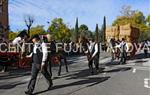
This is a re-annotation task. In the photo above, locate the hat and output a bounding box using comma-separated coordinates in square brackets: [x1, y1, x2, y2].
[31, 34, 40, 40]
[17, 29, 29, 38]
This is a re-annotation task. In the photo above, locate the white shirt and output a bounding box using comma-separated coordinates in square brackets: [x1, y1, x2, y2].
[27, 42, 48, 65]
[115, 41, 129, 52]
[12, 37, 22, 45]
[89, 42, 98, 58]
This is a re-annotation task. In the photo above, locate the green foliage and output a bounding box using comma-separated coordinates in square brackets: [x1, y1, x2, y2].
[95, 24, 99, 42]
[30, 25, 46, 37]
[139, 31, 150, 41]
[146, 14, 150, 25]
[101, 16, 106, 42]
[48, 18, 71, 41]
[8, 25, 46, 41]
[74, 18, 79, 42]
[79, 24, 88, 32]
[112, 5, 147, 32]
[79, 24, 88, 37]
[112, 5, 150, 41]
[8, 31, 18, 41]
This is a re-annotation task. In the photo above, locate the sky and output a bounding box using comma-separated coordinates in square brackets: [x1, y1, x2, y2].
[9, 0, 150, 31]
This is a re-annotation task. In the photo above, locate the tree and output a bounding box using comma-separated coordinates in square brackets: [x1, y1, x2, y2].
[95, 24, 99, 42]
[101, 16, 106, 42]
[24, 15, 34, 37]
[79, 24, 89, 38]
[113, 6, 146, 32]
[48, 18, 71, 41]
[86, 30, 94, 39]
[112, 5, 150, 41]
[139, 31, 150, 41]
[8, 31, 18, 41]
[30, 25, 46, 37]
[74, 18, 79, 42]
[120, 5, 136, 17]
[146, 14, 150, 25]
[70, 28, 75, 42]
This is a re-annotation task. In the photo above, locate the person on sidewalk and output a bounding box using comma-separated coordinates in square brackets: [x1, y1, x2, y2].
[25, 34, 53, 95]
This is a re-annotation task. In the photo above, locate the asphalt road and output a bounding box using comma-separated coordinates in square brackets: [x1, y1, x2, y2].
[0, 52, 150, 95]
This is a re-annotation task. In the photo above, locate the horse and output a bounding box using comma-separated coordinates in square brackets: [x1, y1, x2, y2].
[0, 30, 30, 72]
[43, 35, 69, 76]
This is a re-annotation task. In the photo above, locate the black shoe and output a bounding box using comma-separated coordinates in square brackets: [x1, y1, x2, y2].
[90, 71, 94, 75]
[47, 83, 53, 90]
[66, 70, 69, 72]
[98, 68, 105, 73]
[25, 90, 32, 95]
[58, 73, 61, 76]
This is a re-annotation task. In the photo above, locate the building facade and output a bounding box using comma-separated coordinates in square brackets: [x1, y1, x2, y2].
[0, 0, 9, 40]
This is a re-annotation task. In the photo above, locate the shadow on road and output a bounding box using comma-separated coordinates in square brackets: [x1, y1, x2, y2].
[134, 60, 148, 63]
[105, 61, 120, 66]
[66, 69, 95, 80]
[34, 76, 110, 95]
[129, 53, 150, 60]
[103, 67, 132, 73]
[0, 81, 26, 89]
[53, 68, 105, 80]
[0, 69, 31, 80]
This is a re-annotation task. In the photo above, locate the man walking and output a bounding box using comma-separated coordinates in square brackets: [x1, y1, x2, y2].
[87, 38, 99, 74]
[108, 38, 116, 62]
[25, 34, 53, 95]
[143, 39, 149, 57]
[117, 38, 129, 64]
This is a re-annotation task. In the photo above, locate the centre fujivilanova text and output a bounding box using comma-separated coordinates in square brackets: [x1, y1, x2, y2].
[0, 42, 149, 53]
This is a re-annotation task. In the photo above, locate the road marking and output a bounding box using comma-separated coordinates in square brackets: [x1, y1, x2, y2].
[144, 78, 150, 88]
[120, 65, 150, 71]
[132, 68, 136, 73]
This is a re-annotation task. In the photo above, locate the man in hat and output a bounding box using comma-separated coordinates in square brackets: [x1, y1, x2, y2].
[25, 34, 53, 95]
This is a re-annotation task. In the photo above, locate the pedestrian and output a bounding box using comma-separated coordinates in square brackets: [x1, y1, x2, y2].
[0, 40, 9, 72]
[143, 39, 149, 58]
[86, 38, 99, 74]
[12, 29, 29, 45]
[25, 34, 53, 95]
[57, 42, 69, 76]
[116, 38, 129, 64]
[108, 38, 116, 62]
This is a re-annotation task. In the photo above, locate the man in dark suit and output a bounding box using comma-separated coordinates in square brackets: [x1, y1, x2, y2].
[85, 38, 99, 74]
[25, 34, 53, 95]
[116, 38, 129, 64]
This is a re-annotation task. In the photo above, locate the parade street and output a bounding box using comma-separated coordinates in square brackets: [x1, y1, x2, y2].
[0, 52, 150, 95]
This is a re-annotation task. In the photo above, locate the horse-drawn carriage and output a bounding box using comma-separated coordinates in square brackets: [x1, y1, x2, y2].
[0, 51, 31, 72]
